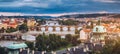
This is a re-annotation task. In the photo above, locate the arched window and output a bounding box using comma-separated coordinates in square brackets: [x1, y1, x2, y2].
[96, 27, 98, 32]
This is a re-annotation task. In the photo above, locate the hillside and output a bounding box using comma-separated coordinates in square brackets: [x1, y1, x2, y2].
[0, 16, 54, 19]
[58, 13, 120, 18]
[0, 13, 120, 19]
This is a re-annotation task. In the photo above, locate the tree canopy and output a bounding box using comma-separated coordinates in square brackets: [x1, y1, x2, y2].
[35, 33, 81, 51]
[100, 37, 120, 54]
[59, 20, 80, 25]
[0, 47, 7, 54]
[18, 23, 28, 33]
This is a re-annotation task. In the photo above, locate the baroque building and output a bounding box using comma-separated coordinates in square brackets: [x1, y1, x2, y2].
[91, 18, 107, 44]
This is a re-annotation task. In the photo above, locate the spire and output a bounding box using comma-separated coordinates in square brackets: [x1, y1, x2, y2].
[97, 18, 101, 25]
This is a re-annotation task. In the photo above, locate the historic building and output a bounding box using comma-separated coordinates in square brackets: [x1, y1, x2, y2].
[79, 29, 87, 42]
[90, 18, 107, 44]
[0, 18, 18, 29]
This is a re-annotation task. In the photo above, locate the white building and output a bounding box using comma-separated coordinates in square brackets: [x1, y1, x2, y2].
[22, 34, 36, 42]
[79, 29, 88, 42]
[45, 21, 60, 26]
[91, 18, 107, 44]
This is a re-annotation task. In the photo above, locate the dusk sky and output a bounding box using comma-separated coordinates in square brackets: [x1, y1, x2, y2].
[0, 0, 120, 16]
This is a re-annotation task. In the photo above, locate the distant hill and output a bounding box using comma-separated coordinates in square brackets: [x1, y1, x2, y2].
[58, 13, 120, 18]
[0, 13, 120, 19]
[110, 14, 120, 18]
[0, 16, 54, 19]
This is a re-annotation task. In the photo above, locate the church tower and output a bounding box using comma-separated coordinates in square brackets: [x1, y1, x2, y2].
[91, 18, 107, 44]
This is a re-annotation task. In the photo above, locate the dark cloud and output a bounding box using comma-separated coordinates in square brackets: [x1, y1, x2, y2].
[0, 0, 120, 14]
[0, 0, 18, 2]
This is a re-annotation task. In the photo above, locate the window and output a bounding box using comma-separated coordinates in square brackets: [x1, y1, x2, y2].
[96, 27, 98, 32]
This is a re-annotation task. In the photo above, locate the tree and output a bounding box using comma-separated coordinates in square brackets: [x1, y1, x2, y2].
[35, 34, 70, 51]
[6, 27, 17, 33]
[72, 35, 81, 46]
[36, 34, 48, 51]
[25, 41, 35, 50]
[0, 47, 8, 54]
[65, 34, 81, 46]
[0, 27, 5, 33]
[18, 23, 28, 33]
[59, 20, 80, 26]
[75, 29, 80, 34]
[65, 34, 73, 43]
[101, 37, 120, 54]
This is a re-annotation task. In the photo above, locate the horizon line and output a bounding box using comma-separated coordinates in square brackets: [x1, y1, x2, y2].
[0, 12, 119, 17]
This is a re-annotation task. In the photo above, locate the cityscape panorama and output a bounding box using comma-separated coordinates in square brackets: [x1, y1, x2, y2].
[0, 0, 120, 54]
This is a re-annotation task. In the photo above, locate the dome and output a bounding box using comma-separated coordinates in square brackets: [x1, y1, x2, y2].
[93, 25, 106, 33]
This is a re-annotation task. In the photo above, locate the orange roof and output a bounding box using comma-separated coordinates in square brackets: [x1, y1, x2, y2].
[113, 28, 120, 32]
[102, 24, 109, 28]
[83, 29, 91, 33]
[8, 25, 17, 28]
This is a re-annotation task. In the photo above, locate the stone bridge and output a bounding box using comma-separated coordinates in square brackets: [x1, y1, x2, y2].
[34, 26, 82, 32]
[0, 26, 82, 40]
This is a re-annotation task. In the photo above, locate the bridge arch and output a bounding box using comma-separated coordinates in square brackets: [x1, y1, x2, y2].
[55, 27, 60, 32]
[70, 27, 75, 31]
[48, 27, 53, 32]
[63, 27, 68, 31]
[41, 27, 45, 32]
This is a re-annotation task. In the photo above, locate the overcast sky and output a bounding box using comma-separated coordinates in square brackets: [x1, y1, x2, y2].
[0, 0, 120, 16]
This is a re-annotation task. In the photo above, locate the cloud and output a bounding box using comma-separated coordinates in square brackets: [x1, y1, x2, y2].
[0, 0, 62, 8]
[93, 0, 120, 3]
[0, 12, 79, 17]
[0, 0, 120, 14]
[0, 12, 23, 16]
[97, 11, 108, 14]
[0, 0, 18, 2]
[0, 11, 110, 17]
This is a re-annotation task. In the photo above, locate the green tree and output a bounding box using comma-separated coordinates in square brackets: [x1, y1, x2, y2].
[59, 20, 79, 26]
[25, 41, 35, 50]
[6, 27, 17, 33]
[101, 38, 120, 54]
[65, 34, 73, 43]
[35, 34, 70, 51]
[72, 35, 81, 46]
[75, 29, 80, 34]
[36, 34, 48, 51]
[0, 47, 8, 54]
[18, 23, 28, 33]
[0, 27, 5, 33]
[65, 34, 81, 46]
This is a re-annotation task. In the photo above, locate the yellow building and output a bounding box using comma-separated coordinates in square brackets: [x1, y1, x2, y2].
[27, 20, 36, 27]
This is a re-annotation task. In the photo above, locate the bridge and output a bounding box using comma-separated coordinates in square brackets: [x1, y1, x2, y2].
[35, 26, 82, 32]
[0, 26, 82, 40]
